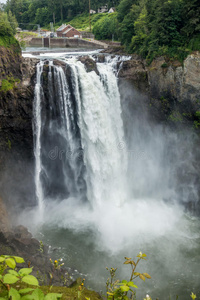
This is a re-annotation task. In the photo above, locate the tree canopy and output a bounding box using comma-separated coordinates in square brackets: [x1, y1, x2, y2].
[1, 0, 200, 60]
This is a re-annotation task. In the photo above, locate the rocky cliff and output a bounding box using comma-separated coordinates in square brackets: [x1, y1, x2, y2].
[0, 44, 38, 210]
[119, 52, 200, 126]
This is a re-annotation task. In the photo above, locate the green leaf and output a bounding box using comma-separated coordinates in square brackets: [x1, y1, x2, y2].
[19, 268, 33, 276]
[120, 285, 130, 292]
[128, 281, 138, 288]
[21, 295, 34, 300]
[139, 274, 146, 281]
[191, 292, 197, 300]
[9, 287, 21, 300]
[44, 293, 62, 300]
[12, 256, 25, 264]
[3, 274, 19, 284]
[133, 272, 140, 276]
[32, 288, 44, 300]
[77, 291, 81, 300]
[22, 275, 39, 286]
[0, 275, 2, 280]
[121, 280, 127, 284]
[19, 288, 35, 294]
[143, 273, 151, 279]
[123, 260, 133, 264]
[107, 292, 114, 296]
[5, 258, 16, 269]
[0, 257, 5, 262]
[8, 270, 19, 276]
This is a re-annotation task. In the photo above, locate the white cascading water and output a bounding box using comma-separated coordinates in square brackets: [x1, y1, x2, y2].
[69, 60, 128, 207]
[33, 56, 129, 211]
[33, 60, 45, 214]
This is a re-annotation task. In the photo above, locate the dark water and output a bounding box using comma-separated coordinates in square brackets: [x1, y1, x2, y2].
[34, 211, 200, 300]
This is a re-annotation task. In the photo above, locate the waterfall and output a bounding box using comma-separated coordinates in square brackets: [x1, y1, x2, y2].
[33, 61, 45, 214]
[29, 53, 200, 300]
[33, 56, 128, 211]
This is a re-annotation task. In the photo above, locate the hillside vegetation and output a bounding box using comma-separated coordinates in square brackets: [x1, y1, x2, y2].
[0, 10, 19, 48]
[2, 0, 200, 61]
[93, 0, 200, 61]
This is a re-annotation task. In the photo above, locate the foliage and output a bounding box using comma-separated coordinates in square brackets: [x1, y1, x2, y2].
[93, 13, 119, 40]
[0, 255, 62, 300]
[193, 111, 200, 129]
[191, 292, 197, 300]
[106, 252, 151, 300]
[68, 13, 104, 31]
[4, 0, 120, 29]
[0, 10, 19, 49]
[0, 35, 19, 49]
[7, 10, 18, 35]
[0, 76, 20, 92]
[2, 0, 200, 61]
[0, 12, 14, 37]
[0, 10, 18, 36]
[118, 0, 200, 61]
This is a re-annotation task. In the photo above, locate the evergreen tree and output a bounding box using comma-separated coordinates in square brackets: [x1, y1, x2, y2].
[8, 10, 18, 34]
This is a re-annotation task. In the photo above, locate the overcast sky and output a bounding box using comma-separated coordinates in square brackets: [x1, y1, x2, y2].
[0, 0, 7, 4]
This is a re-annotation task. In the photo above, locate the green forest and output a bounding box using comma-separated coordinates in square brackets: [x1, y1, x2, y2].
[0, 0, 200, 61]
[93, 0, 200, 61]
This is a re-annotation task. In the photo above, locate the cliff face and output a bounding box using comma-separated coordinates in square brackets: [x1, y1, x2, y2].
[0, 45, 22, 82]
[119, 52, 200, 125]
[0, 44, 39, 210]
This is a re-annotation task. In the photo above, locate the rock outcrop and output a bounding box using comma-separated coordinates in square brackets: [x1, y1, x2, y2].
[0, 45, 39, 211]
[78, 56, 99, 74]
[119, 52, 200, 125]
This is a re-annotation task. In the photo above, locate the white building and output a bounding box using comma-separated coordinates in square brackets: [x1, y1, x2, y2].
[90, 9, 96, 14]
[108, 7, 116, 13]
[98, 5, 108, 13]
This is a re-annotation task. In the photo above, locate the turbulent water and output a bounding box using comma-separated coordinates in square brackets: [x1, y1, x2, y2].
[22, 53, 200, 299]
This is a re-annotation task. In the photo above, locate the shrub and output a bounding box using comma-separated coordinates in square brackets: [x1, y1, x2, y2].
[0, 255, 62, 300]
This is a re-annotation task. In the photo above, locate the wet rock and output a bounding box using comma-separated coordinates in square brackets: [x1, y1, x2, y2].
[78, 56, 99, 75]
[119, 59, 148, 91]
[53, 60, 66, 68]
[0, 50, 38, 210]
[0, 197, 11, 232]
[92, 54, 105, 63]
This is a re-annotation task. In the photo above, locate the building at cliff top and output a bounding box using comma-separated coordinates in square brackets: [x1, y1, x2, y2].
[98, 5, 108, 13]
[56, 24, 81, 38]
[108, 7, 116, 13]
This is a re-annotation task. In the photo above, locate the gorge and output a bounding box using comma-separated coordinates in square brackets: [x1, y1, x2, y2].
[0, 45, 200, 299]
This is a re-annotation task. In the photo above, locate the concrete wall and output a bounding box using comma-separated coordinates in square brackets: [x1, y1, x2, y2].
[29, 38, 103, 48]
[29, 38, 43, 46]
[81, 31, 95, 39]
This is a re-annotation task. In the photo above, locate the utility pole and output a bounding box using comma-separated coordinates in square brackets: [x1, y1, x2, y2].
[89, 0, 91, 32]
